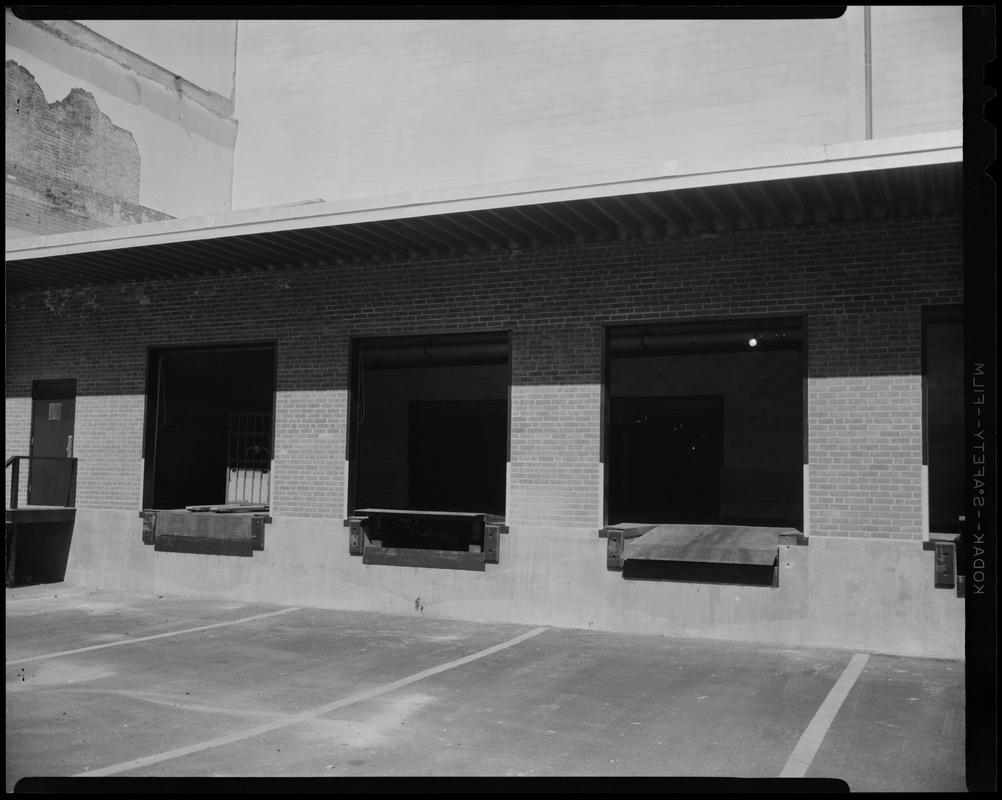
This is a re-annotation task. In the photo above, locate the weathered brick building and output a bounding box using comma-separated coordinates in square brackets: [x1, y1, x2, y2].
[6, 8, 985, 660]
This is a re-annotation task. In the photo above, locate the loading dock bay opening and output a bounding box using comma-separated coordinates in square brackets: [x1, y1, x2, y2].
[923, 306, 964, 535]
[604, 317, 805, 584]
[143, 343, 276, 511]
[606, 316, 805, 530]
[347, 331, 511, 569]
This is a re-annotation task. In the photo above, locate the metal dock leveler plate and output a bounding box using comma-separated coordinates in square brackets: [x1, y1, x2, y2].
[349, 509, 505, 571]
[141, 508, 269, 557]
[603, 523, 800, 587]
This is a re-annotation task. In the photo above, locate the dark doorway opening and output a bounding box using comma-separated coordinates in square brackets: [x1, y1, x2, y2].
[349, 331, 510, 525]
[609, 396, 723, 523]
[409, 400, 508, 514]
[605, 317, 804, 529]
[143, 344, 276, 510]
[924, 306, 964, 535]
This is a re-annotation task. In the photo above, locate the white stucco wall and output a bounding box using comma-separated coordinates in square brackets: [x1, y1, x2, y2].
[229, 9, 962, 211]
[80, 19, 237, 100]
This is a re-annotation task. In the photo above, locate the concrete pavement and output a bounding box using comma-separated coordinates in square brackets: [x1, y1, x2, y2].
[6, 582, 971, 792]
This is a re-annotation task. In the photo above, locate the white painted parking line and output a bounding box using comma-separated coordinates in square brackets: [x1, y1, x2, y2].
[6, 608, 301, 666]
[5, 588, 92, 604]
[780, 652, 870, 778]
[75, 625, 549, 777]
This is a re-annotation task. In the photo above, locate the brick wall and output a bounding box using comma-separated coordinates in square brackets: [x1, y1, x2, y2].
[809, 375, 924, 539]
[231, 12, 961, 210]
[5, 215, 963, 536]
[5, 60, 172, 237]
[272, 390, 346, 519]
[6, 60, 140, 201]
[510, 384, 603, 527]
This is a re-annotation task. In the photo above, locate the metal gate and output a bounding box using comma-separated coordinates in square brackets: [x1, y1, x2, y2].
[226, 412, 272, 505]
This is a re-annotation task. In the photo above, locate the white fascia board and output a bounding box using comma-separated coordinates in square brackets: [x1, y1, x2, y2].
[6, 130, 962, 263]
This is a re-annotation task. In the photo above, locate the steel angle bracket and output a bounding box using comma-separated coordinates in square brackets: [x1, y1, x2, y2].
[601, 524, 657, 570]
[347, 516, 369, 556]
[250, 516, 266, 551]
[484, 522, 502, 564]
[141, 510, 157, 545]
[606, 529, 626, 570]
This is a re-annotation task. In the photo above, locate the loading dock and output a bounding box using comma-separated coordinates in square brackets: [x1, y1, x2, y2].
[348, 508, 505, 570]
[4, 143, 970, 662]
[143, 344, 276, 511]
[348, 331, 511, 519]
[604, 317, 805, 532]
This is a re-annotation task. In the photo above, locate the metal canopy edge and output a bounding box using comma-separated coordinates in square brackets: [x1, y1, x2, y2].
[6, 133, 963, 293]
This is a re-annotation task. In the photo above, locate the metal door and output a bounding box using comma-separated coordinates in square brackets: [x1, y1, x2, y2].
[29, 380, 76, 506]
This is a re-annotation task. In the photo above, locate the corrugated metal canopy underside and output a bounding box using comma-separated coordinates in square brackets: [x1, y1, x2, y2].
[5, 162, 962, 294]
